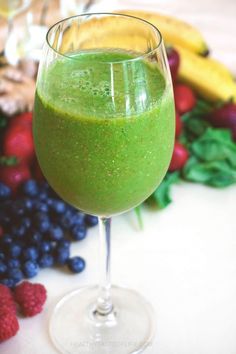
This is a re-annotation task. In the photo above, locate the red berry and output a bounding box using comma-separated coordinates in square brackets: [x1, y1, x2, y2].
[10, 112, 32, 129]
[0, 164, 31, 193]
[3, 123, 35, 164]
[169, 141, 189, 172]
[167, 47, 180, 82]
[174, 84, 196, 114]
[0, 285, 17, 315]
[0, 310, 19, 342]
[32, 159, 45, 182]
[175, 111, 183, 138]
[14, 281, 47, 317]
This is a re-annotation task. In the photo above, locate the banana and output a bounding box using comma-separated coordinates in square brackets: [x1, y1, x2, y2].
[116, 9, 209, 55]
[175, 45, 236, 102]
[206, 58, 234, 82]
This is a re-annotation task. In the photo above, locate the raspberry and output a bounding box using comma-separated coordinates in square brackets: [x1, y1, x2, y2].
[14, 281, 47, 317]
[0, 285, 16, 314]
[0, 310, 19, 342]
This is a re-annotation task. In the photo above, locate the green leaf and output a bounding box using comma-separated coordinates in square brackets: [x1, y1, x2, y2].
[0, 156, 18, 166]
[181, 98, 213, 144]
[183, 157, 236, 187]
[191, 128, 236, 167]
[0, 114, 7, 129]
[148, 172, 180, 209]
[134, 205, 143, 230]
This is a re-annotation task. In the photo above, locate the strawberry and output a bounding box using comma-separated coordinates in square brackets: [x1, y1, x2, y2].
[175, 111, 182, 138]
[174, 84, 196, 114]
[169, 142, 189, 172]
[3, 123, 34, 164]
[0, 164, 31, 193]
[10, 112, 32, 129]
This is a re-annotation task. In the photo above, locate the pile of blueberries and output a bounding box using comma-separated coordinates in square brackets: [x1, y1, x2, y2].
[0, 180, 98, 288]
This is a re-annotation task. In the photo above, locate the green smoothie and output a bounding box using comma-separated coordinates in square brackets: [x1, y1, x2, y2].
[33, 50, 175, 216]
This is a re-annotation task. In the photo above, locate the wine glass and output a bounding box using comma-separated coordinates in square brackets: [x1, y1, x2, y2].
[0, 0, 31, 46]
[33, 13, 175, 354]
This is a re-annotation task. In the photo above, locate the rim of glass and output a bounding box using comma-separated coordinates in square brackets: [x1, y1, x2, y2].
[46, 12, 163, 64]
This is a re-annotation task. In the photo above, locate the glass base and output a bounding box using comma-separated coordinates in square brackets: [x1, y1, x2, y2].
[49, 285, 156, 354]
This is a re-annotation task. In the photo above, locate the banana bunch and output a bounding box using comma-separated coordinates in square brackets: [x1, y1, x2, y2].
[175, 45, 236, 102]
[118, 10, 236, 103]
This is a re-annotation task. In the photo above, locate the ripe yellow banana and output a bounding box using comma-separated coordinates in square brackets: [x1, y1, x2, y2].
[175, 45, 236, 102]
[117, 9, 209, 55]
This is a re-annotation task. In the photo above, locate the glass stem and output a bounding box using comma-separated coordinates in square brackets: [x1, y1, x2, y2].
[96, 217, 113, 316]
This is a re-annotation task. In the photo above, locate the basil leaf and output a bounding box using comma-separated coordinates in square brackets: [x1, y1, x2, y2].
[148, 172, 180, 208]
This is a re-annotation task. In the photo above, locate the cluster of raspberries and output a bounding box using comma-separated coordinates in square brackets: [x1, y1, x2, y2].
[0, 281, 47, 342]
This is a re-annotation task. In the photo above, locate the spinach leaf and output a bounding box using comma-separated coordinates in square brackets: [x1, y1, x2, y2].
[191, 128, 236, 167]
[183, 128, 236, 187]
[148, 172, 180, 208]
[183, 157, 236, 187]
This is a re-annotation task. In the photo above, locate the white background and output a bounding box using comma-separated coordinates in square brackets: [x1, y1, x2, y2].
[1, 0, 236, 353]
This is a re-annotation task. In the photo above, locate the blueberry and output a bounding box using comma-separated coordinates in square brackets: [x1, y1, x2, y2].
[38, 254, 54, 268]
[49, 225, 64, 241]
[7, 259, 20, 269]
[8, 244, 22, 258]
[34, 201, 49, 213]
[85, 215, 98, 227]
[0, 261, 7, 274]
[39, 241, 51, 253]
[51, 200, 66, 214]
[7, 268, 24, 284]
[71, 225, 87, 241]
[59, 239, 71, 249]
[0, 278, 16, 288]
[39, 182, 50, 192]
[71, 212, 85, 227]
[22, 179, 39, 197]
[2, 234, 13, 246]
[23, 247, 39, 261]
[0, 182, 11, 200]
[24, 198, 34, 210]
[49, 241, 57, 251]
[55, 247, 70, 265]
[10, 200, 26, 217]
[67, 256, 86, 273]
[31, 231, 42, 244]
[34, 212, 49, 221]
[21, 217, 32, 230]
[12, 224, 27, 238]
[46, 198, 53, 206]
[34, 213, 51, 233]
[23, 260, 39, 278]
[0, 252, 5, 261]
[39, 192, 48, 201]
[60, 210, 74, 229]
[0, 214, 11, 228]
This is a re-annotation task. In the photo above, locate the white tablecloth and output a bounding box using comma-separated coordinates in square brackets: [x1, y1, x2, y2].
[1, 1, 236, 353]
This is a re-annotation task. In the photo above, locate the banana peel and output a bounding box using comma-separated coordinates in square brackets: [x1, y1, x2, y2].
[175, 45, 236, 103]
[116, 9, 209, 55]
